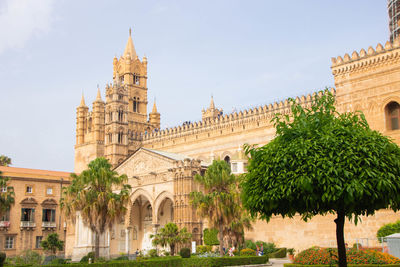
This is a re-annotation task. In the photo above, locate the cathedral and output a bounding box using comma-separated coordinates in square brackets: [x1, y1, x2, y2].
[69, 20, 400, 259]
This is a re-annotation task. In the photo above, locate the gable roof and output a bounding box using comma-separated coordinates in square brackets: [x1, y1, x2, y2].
[141, 148, 190, 161]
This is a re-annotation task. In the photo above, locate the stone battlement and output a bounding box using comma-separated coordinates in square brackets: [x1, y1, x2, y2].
[143, 89, 335, 143]
[331, 38, 400, 76]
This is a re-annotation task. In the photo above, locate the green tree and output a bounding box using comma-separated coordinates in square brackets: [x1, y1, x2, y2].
[0, 171, 14, 219]
[41, 233, 64, 255]
[61, 157, 131, 258]
[151, 222, 191, 256]
[241, 90, 400, 267]
[0, 155, 11, 166]
[190, 160, 237, 255]
[377, 220, 400, 241]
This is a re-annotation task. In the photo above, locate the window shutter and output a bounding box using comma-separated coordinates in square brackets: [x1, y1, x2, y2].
[31, 209, 35, 222]
[21, 208, 24, 221]
[51, 210, 56, 222]
[42, 209, 46, 222]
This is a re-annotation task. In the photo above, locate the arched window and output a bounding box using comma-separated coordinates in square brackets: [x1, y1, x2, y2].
[109, 112, 113, 122]
[224, 156, 230, 166]
[386, 101, 400, 130]
[133, 73, 139, 85]
[118, 131, 123, 144]
[118, 108, 123, 122]
[133, 97, 137, 112]
[108, 133, 112, 144]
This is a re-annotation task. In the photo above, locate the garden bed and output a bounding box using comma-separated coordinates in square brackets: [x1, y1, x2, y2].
[285, 265, 400, 267]
[4, 255, 268, 267]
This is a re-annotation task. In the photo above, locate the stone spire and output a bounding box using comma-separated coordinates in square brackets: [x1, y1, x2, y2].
[79, 93, 86, 107]
[209, 96, 215, 109]
[151, 100, 158, 113]
[202, 96, 222, 122]
[95, 86, 103, 102]
[123, 28, 137, 59]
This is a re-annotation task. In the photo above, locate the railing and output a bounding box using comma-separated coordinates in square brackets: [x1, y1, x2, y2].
[42, 221, 56, 228]
[0, 221, 10, 228]
[20, 221, 36, 228]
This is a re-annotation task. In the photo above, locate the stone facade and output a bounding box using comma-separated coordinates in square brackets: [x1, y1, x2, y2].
[68, 148, 204, 260]
[72, 30, 400, 258]
[0, 166, 70, 257]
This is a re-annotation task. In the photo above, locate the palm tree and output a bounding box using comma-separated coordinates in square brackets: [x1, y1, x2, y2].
[0, 155, 11, 166]
[61, 157, 131, 258]
[0, 171, 14, 219]
[190, 160, 237, 256]
[151, 222, 192, 256]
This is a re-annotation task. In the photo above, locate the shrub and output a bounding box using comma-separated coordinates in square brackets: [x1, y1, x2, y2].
[203, 228, 219, 246]
[180, 247, 191, 258]
[377, 220, 400, 242]
[294, 247, 400, 265]
[182, 255, 268, 267]
[269, 248, 287, 258]
[0, 252, 5, 267]
[240, 248, 256, 256]
[148, 249, 158, 258]
[49, 257, 68, 264]
[115, 255, 129, 261]
[196, 245, 212, 254]
[80, 251, 95, 263]
[12, 250, 42, 265]
[245, 240, 277, 255]
[245, 239, 256, 250]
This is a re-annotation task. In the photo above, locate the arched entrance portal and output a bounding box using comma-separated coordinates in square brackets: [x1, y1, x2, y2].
[130, 194, 153, 252]
[157, 198, 174, 227]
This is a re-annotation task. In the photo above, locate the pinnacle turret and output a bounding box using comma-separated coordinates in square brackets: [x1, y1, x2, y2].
[79, 93, 86, 107]
[151, 100, 158, 114]
[123, 28, 137, 59]
[209, 96, 215, 109]
[94, 87, 103, 102]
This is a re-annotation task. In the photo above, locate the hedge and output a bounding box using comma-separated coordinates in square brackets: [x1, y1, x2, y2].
[4, 256, 268, 267]
[5, 256, 182, 267]
[182, 255, 268, 267]
[204, 228, 220, 246]
[269, 248, 287, 258]
[285, 265, 400, 267]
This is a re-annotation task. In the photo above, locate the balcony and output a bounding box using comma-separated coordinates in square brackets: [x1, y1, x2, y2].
[0, 221, 10, 230]
[20, 221, 36, 229]
[42, 221, 56, 229]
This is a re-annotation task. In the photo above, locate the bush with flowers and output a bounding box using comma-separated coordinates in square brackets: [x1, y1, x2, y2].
[293, 246, 400, 265]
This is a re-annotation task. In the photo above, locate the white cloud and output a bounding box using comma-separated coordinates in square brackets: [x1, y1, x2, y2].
[0, 0, 54, 54]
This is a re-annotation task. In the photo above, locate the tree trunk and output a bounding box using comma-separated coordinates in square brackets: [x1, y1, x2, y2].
[335, 210, 347, 267]
[94, 231, 100, 259]
[219, 224, 224, 256]
[170, 244, 175, 256]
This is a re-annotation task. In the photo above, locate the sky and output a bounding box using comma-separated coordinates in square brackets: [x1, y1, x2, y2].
[0, 0, 389, 172]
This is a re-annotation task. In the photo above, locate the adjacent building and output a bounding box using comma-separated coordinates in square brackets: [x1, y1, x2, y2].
[0, 166, 70, 257]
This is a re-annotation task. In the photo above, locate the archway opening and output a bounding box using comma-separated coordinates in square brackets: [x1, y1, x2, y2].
[130, 195, 153, 252]
[157, 198, 174, 228]
[386, 101, 400, 130]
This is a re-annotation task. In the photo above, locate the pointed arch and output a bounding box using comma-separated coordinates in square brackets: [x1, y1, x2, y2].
[154, 191, 174, 219]
[130, 188, 154, 206]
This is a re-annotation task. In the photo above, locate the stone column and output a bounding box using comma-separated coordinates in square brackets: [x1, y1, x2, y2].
[125, 228, 130, 255]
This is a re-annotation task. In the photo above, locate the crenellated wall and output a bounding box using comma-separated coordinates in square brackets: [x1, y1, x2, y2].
[142, 90, 334, 163]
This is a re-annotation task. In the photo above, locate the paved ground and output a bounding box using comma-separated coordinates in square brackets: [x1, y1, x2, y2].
[269, 258, 292, 267]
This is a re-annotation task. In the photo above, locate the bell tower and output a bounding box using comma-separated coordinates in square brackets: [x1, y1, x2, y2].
[113, 29, 153, 154]
[74, 29, 161, 172]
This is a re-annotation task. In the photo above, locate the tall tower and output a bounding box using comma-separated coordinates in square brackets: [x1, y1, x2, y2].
[74, 29, 161, 172]
[388, 0, 400, 42]
[74, 91, 105, 173]
[113, 29, 151, 153]
[104, 78, 129, 166]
